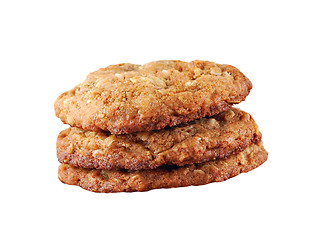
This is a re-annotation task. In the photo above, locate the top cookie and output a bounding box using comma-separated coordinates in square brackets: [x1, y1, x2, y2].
[54, 60, 252, 134]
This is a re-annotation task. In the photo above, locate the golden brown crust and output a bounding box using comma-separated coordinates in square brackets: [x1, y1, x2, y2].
[54, 60, 252, 134]
[58, 142, 268, 193]
[57, 108, 261, 170]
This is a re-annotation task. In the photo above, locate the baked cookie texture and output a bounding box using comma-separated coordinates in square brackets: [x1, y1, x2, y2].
[57, 108, 261, 170]
[58, 142, 268, 193]
[54, 60, 252, 134]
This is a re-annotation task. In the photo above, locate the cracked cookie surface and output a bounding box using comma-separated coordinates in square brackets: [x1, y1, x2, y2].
[54, 60, 252, 134]
[57, 108, 261, 170]
[58, 142, 268, 193]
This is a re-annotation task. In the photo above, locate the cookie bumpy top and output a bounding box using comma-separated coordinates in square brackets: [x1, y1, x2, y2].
[54, 60, 252, 134]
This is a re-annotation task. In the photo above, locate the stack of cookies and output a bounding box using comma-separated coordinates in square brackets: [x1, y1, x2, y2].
[54, 60, 268, 193]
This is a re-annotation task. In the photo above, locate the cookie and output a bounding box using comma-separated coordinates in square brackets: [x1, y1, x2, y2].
[54, 60, 252, 134]
[57, 108, 261, 170]
[58, 142, 268, 193]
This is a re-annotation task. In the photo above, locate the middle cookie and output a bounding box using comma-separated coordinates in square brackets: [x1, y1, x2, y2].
[57, 108, 261, 170]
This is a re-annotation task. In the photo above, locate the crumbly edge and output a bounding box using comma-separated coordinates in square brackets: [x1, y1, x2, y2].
[100, 101, 233, 134]
[57, 108, 262, 170]
[58, 142, 268, 193]
[54, 62, 252, 134]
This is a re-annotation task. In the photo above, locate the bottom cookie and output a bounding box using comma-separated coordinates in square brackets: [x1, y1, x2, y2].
[58, 142, 268, 193]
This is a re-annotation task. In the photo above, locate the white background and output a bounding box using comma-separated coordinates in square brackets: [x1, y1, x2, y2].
[1, 1, 320, 239]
